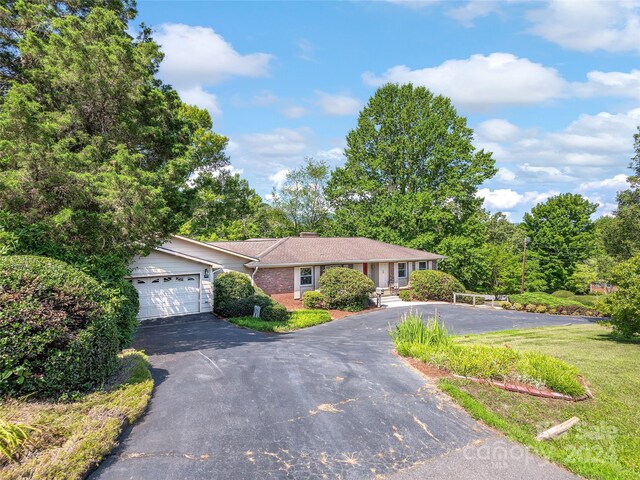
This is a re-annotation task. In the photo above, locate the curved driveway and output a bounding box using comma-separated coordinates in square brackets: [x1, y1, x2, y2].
[93, 305, 590, 480]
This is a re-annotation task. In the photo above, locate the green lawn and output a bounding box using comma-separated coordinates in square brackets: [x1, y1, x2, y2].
[0, 350, 153, 480]
[228, 309, 332, 333]
[441, 324, 639, 480]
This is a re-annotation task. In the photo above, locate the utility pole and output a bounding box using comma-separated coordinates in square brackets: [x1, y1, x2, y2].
[521, 237, 531, 293]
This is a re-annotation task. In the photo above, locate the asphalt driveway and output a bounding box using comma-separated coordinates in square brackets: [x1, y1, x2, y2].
[92, 305, 592, 479]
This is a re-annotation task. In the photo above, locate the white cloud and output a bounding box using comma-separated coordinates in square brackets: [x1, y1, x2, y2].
[362, 53, 567, 110]
[520, 164, 576, 183]
[315, 147, 346, 163]
[156, 24, 272, 88]
[476, 188, 559, 211]
[239, 128, 312, 158]
[446, 1, 501, 27]
[269, 169, 290, 188]
[476, 119, 521, 142]
[576, 69, 640, 99]
[527, 0, 640, 53]
[178, 85, 222, 117]
[282, 106, 308, 118]
[315, 91, 361, 116]
[495, 168, 517, 183]
[577, 174, 630, 192]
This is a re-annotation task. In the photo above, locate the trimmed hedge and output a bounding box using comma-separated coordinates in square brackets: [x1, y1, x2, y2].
[213, 272, 289, 321]
[302, 290, 325, 309]
[410, 270, 464, 302]
[0, 256, 121, 398]
[318, 267, 375, 311]
[214, 272, 253, 308]
[399, 289, 413, 301]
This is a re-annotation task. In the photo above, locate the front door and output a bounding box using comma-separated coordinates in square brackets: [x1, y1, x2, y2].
[378, 262, 389, 288]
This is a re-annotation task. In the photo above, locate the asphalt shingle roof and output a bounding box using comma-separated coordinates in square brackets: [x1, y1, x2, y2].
[210, 237, 443, 267]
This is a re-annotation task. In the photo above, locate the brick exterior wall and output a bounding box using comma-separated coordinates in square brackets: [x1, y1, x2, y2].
[254, 267, 295, 295]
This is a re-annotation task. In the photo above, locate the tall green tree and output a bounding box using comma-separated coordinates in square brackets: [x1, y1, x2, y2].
[326, 83, 496, 286]
[479, 212, 546, 294]
[270, 157, 331, 234]
[181, 171, 264, 241]
[0, 6, 228, 281]
[602, 127, 640, 261]
[522, 193, 597, 291]
[1, 0, 137, 95]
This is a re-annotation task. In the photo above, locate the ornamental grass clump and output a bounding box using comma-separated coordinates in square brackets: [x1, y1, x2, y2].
[389, 311, 452, 350]
[0, 418, 33, 461]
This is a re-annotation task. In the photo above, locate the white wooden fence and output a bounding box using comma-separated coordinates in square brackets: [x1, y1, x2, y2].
[453, 292, 496, 307]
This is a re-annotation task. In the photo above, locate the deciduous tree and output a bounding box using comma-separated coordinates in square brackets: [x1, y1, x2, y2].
[270, 157, 331, 234]
[523, 193, 597, 291]
[326, 83, 496, 285]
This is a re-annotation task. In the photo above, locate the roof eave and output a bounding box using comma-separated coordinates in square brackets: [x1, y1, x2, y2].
[245, 256, 445, 268]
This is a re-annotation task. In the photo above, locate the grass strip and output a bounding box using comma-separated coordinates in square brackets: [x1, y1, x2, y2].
[229, 309, 332, 333]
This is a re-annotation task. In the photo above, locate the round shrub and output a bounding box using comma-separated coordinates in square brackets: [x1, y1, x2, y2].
[399, 289, 413, 302]
[319, 267, 375, 311]
[214, 272, 254, 306]
[0, 255, 120, 398]
[501, 302, 512, 310]
[261, 304, 289, 322]
[552, 290, 574, 298]
[513, 303, 524, 311]
[216, 292, 273, 318]
[302, 290, 325, 309]
[525, 304, 538, 313]
[535, 305, 548, 314]
[409, 270, 464, 302]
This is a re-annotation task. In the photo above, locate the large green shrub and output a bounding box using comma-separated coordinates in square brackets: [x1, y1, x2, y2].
[261, 304, 289, 322]
[410, 270, 464, 302]
[302, 290, 325, 309]
[599, 255, 640, 337]
[213, 273, 289, 320]
[214, 272, 254, 306]
[0, 256, 121, 398]
[318, 267, 375, 311]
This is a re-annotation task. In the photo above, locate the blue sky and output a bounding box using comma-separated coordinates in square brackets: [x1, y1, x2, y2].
[136, 0, 640, 220]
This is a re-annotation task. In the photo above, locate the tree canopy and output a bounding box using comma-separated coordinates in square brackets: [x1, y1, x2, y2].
[523, 193, 597, 291]
[326, 83, 496, 283]
[0, 5, 228, 281]
[270, 157, 331, 235]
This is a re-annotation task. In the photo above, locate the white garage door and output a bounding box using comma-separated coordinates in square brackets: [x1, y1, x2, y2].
[132, 275, 200, 319]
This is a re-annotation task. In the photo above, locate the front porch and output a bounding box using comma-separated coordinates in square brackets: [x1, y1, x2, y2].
[296, 260, 437, 299]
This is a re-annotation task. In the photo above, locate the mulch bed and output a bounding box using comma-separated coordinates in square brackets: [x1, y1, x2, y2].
[270, 293, 380, 320]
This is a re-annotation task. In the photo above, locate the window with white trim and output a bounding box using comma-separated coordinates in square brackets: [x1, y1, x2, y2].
[398, 262, 407, 278]
[418, 261, 427, 270]
[300, 267, 313, 286]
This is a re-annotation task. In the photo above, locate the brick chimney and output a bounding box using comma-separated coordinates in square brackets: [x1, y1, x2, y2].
[299, 232, 319, 238]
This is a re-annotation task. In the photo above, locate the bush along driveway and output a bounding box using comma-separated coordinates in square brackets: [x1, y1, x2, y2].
[90, 307, 590, 480]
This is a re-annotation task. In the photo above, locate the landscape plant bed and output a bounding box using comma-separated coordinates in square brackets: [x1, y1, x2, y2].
[228, 309, 332, 333]
[398, 351, 591, 401]
[441, 324, 640, 480]
[390, 312, 587, 397]
[506, 292, 605, 317]
[0, 350, 152, 480]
